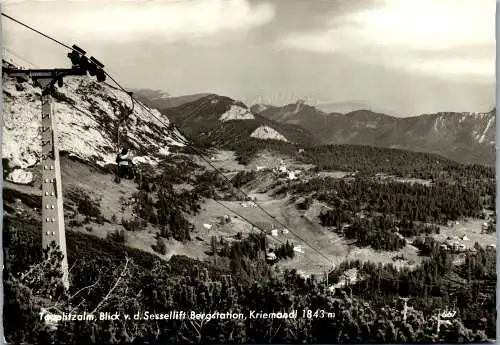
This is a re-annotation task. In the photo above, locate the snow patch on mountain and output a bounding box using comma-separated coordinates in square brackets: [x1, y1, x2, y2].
[219, 105, 255, 122]
[151, 92, 170, 100]
[132, 156, 159, 167]
[250, 126, 288, 142]
[2, 73, 185, 171]
[293, 100, 305, 114]
[478, 117, 494, 144]
[158, 147, 171, 156]
[434, 111, 495, 147]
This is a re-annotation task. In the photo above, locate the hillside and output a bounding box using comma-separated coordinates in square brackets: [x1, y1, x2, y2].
[2, 61, 185, 184]
[162, 94, 321, 148]
[255, 101, 496, 166]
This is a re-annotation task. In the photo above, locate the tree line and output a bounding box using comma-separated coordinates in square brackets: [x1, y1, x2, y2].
[225, 141, 494, 183]
[285, 175, 491, 251]
[288, 176, 489, 224]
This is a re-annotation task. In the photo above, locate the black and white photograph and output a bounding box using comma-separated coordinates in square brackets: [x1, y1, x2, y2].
[1, 0, 497, 343]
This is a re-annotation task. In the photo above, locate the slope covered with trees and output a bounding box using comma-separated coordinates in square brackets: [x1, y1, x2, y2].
[283, 172, 493, 251]
[4, 144, 495, 343]
[257, 101, 495, 166]
[4, 216, 495, 344]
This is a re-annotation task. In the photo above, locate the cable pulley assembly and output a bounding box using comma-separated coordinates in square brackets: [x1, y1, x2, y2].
[67, 44, 106, 82]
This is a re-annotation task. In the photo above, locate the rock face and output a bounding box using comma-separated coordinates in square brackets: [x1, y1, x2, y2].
[2, 63, 186, 182]
[250, 126, 288, 142]
[219, 105, 255, 122]
[6, 169, 33, 185]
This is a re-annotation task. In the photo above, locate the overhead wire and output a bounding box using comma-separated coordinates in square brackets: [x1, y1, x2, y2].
[1, 23, 489, 288]
[5, 12, 497, 286]
[113, 91, 334, 264]
[104, 80, 191, 147]
[1, 13, 301, 260]
[2, 13, 74, 51]
[211, 198, 289, 248]
[3, 27, 495, 303]
[96, 67, 335, 264]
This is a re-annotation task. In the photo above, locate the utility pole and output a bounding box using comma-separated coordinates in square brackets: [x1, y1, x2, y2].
[4, 45, 106, 289]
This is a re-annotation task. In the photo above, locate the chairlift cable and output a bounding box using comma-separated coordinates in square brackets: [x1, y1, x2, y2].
[6, 32, 497, 291]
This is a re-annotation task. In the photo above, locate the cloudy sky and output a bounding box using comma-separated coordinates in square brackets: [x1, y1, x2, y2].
[1, 0, 495, 116]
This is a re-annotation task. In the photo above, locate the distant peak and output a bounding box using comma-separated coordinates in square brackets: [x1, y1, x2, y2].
[434, 111, 495, 118]
[133, 88, 170, 100]
[345, 109, 376, 116]
[292, 100, 305, 114]
[250, 104, 270, 114]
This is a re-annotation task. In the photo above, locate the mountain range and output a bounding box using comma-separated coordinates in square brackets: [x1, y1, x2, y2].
[3, 60, 496, 345]
[4, 61, 494, 186]
[136, 90, 495, 166]
[252, 100, 495, 166]
[160, 94, 321, 148]
[133, 88, 209, 111]
[312, 100, 395, 115]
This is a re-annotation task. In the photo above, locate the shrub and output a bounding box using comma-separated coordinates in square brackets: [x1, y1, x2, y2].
[66, 188, 102, 219]
[121, 217, 145, 232]
[485, 222, 496, 234]
[297, 197, 313, 210]
[152, 236, 167, 255]
[107, 229, 127, 243]
[275, 241, 295, 259]
[231, 170, 256, 188]
[78, 195, 101, 218]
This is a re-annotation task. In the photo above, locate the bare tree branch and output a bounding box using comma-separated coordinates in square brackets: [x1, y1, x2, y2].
[62, 276, 102, 305]
[69, 299, 85, 314]
[19, 258, 50, 282]
[91, 257, 130, 314]
[68, 259, 79, 273]
[269, 323, 282, 342]
[187, 318, 202, 342]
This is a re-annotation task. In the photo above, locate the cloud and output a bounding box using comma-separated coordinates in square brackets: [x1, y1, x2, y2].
[4, 0, 276, 43]
[244, 0, 379, 42]
[277, 0, 494, 78]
